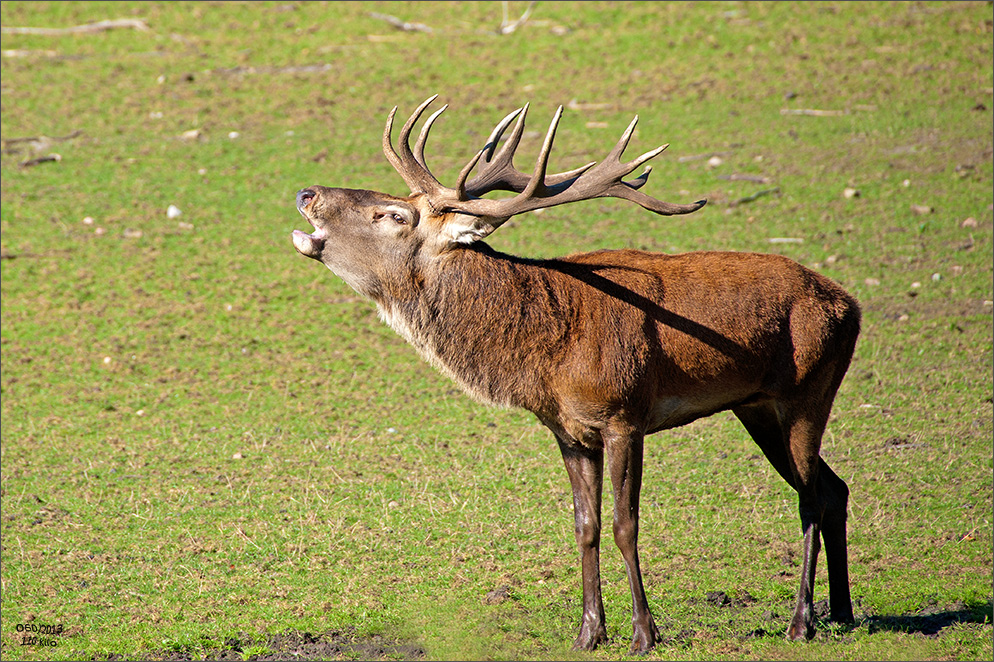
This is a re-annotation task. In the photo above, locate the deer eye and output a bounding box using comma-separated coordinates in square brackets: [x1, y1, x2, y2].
[374, 208, 413, 225]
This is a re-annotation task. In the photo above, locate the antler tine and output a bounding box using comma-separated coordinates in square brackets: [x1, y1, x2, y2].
[382, 106, 404, 174]
[485, 103, 528, 167]
[398, 95, 438, 152]
[520, 105, 564, 197]
[482, 106, 525, 162]
[607, 184, 707, 216]
[624, 165, 652, 190]
[382, 95, 445, 195]
[605, 115, 639, 163]
[601, 143, 669, 196]
[463, 104, 530, 195]
[456, 105, 526, 196]
[413, 104, 448, 169]
[602, 116, 669, 179]
[454, 149, 485, 202]
[626, 143, 669, 173]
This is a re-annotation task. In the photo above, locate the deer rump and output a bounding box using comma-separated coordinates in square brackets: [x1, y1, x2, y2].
[291, 97, 859, 653]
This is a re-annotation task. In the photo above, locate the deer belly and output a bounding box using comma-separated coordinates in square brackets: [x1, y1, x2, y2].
[647, 394, 735, 431]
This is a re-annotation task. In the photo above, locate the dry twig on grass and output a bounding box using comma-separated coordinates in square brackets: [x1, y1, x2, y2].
[677, 151, 734, 163]
[368, 12, 432, 33]
[3, 130, 83, 153]
[1, 18, 150, 36]
[19, 154, 62, 167]
[717, 173, 773, 184]
[780, 108, 848, 117]
[730, 187, 781, 206]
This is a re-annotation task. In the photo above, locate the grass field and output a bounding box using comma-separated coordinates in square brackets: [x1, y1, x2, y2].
[1, 2, 992, 660]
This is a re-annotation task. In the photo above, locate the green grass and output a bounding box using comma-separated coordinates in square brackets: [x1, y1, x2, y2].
[2, 1, 992, 660]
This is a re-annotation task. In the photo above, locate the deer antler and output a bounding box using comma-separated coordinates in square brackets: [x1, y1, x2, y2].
[382, 94, 448, 198]
[460, 104, 597, 196]
[383, 96, 706, 224]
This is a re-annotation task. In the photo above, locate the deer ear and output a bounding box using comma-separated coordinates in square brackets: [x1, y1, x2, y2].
[440, 212, 501, 246]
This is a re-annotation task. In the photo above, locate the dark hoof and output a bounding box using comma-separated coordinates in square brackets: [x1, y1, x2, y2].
[629, 640, 658, 655]
[786, 619, 816, 641]
[831, 606, 855, 624]
[628, 624, 661, 654]
[572, 628, 608, 651]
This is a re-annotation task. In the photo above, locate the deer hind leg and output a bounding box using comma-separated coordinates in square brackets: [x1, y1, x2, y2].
[603, 425, 661, 654]
[732, 402, 817, 639]
[816, 459, 854, 625]
[790, 355, 856, 630]
[733, 398, 852, 640]
[555, 437, 609, 651]
[784, 411, 826, 641]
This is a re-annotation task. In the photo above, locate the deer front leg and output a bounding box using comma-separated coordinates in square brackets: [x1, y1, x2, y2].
[557, 438, 608, 651]
[605, 427, 661, 653]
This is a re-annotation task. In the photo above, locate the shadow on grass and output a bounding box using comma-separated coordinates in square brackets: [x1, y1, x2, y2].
[865, 598, 993, 637]
[740, 597, 992, 642]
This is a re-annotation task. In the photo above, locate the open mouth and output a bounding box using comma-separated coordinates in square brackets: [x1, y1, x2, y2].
[291, 228, 324, 258]
[292, 188, 325, 259]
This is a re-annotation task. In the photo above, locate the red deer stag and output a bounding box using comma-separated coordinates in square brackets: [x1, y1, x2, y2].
[291, 96, 859, 652]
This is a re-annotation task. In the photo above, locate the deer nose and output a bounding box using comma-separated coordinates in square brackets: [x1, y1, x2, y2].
[296, 188, 316, 210]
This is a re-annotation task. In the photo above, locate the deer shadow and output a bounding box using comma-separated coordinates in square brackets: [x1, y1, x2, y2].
[741, 598, 992, 641]
[863, 598, 993, 637]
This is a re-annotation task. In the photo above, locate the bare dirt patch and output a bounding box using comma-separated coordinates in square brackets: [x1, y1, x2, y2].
[98, 629, 425, 662]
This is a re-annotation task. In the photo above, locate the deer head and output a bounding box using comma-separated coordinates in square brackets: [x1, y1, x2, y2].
[291, 96, 705, 298]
